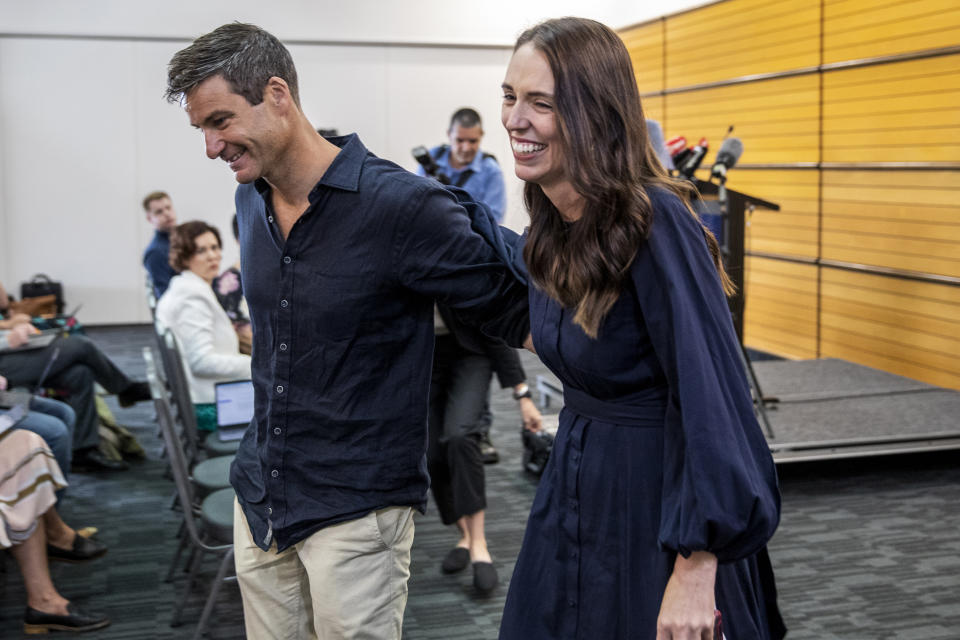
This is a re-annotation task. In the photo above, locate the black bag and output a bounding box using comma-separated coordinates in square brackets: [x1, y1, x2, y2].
[21, 274, 64, 315]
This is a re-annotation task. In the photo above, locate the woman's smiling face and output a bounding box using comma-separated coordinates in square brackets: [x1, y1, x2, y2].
[501, 43, 568, 192]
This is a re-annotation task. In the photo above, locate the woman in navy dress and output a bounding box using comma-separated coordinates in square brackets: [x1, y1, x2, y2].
[498, 18, 786, 640]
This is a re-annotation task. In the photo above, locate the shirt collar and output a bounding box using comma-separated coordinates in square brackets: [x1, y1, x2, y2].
[254, 133, 365, 202]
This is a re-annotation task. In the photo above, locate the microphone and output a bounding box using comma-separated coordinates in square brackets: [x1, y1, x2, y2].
[666, 136, 690, 173]
[710, 137, 743, 184]
[665, 136, 687, 157]
[678, 137, 708, 180]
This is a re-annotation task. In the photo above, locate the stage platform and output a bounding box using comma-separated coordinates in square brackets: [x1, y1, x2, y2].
[536, 358, 960, 463]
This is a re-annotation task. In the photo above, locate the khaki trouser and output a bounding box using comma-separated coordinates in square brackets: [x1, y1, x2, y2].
[233, 499, 415, 640]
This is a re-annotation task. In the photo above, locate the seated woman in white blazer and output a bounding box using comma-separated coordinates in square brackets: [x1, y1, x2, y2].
[156, 220, 251, 432]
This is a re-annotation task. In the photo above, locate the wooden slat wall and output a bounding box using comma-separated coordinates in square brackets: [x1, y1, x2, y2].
[824, 0, 960, 63]
[820, 268, 960, 389]
[623, 0, 960, 389]
[822, 54, 960, 163]
[727, 170, 820, 259]
[664, 0, 820, 89]
[664, 75, 821, 165]
[620, 22, 664, 95]
[822, 170, 960, 277]
[744, 257, 819, 359]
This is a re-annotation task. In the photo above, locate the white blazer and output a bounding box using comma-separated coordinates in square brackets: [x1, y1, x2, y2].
[155, 270, 251, 404]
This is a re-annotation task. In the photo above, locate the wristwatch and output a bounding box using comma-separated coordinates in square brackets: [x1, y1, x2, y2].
[513, 384, 532, 401]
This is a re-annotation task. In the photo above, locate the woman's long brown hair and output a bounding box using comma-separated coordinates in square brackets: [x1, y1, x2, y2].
[517, 17, 731, 338]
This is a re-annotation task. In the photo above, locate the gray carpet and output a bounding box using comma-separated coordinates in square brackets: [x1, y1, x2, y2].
[2, 326, 958, 639]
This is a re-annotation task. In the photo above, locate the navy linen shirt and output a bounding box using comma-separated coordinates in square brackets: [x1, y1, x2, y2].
[231, 134, 529, 551]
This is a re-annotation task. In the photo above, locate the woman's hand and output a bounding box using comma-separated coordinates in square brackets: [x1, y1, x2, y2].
[519, 396, 542, 432]
[657, 551, 718, 639]
[522, 333, 536, 354]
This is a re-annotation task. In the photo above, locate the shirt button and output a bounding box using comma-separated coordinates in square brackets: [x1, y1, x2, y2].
[271, 469, 279, 478]
[569, 600, 576, 608]
[280, 299, 288, 308]
[274, 427, 281, 435]
[283, 256, 292, 264]
[267, 507, 273, 515]
[279, 343, 288, 351]
[276, 385, 284, 394]
[571, 501, 578, 511]
[268, 216, 274, 223]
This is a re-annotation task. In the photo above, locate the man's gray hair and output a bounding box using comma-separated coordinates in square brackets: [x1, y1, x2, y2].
[165, 23, 300, 107]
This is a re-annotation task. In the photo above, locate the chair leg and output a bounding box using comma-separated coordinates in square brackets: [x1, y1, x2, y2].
[192, 548, 234, 640]
[172, 545, 205, 627]
[165, 525, 188, 583]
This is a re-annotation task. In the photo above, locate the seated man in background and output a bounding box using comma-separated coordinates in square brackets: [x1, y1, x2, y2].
[0, 323, 150, 472]
[142, 190, 179, 297]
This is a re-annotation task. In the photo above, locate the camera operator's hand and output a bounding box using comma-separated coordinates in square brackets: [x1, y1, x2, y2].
[519, 396, 542, 433]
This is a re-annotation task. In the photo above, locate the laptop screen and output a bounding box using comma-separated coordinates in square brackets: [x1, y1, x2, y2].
[215, 379, 254, 429]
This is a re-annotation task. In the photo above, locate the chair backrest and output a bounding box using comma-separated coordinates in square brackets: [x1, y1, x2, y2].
[151, 320, 168, 385]
[145, 273, 157, 319]
[160, 329, 201, 463]
[149, 371, 207, 547]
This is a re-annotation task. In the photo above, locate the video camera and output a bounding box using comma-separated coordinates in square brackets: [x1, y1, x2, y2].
[411, 146, 451, 185]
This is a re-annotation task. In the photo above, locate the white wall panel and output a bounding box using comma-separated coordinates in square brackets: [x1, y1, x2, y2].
[0, 0, 711, 46]
[0, 38, 143, 323]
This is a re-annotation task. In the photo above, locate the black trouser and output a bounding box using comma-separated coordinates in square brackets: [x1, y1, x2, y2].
[427, 334, 492, 526]
[0, 335, 134, 451]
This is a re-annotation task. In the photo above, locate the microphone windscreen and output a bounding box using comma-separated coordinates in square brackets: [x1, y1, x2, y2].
[717, 137, 744, 168]
[646, 119, 673, 170]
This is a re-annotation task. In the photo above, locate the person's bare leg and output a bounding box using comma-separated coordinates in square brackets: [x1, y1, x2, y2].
[463, 510, 490, 563]
[454, 517, 470, 550]
[9, 518, 70, 615]
[42, 508, 76, 550]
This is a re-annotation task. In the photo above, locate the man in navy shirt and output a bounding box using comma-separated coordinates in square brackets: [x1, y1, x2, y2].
[141, 190, 178, 297]
[166, 23, 528, 640]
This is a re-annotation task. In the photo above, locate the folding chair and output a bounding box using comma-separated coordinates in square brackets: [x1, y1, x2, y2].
[149, 368, 236, 639]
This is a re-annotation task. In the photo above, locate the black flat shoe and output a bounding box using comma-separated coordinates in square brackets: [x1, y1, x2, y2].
[71, 449, 128, 473]
[118, 381, 150, 408]
[23, 603, 110, 634]
[479, 434, 500, 465]
[472, 561, 498, 594]
[441, 547, 470, 574]
[48, 533, 108, 564]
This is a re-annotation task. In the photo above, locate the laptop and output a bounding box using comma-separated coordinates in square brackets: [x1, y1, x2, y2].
[214, 379, 255, 442]
[0, 330, 58, 354]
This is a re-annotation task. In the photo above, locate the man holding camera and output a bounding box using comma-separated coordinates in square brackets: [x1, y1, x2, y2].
[415, 108, 506, 223]
[416, 108, 511, 465]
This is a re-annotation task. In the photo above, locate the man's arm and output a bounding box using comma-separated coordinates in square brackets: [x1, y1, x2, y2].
[393, 184, 529, 348]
